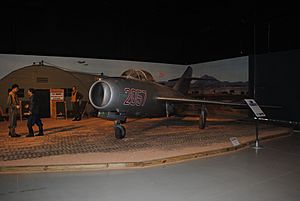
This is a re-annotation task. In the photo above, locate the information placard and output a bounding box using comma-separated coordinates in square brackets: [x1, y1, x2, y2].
[50, 89, 65, 118]
[50, 89, 64, 101]
[244, 99, 266, 117]
[229, 137, 240, 147]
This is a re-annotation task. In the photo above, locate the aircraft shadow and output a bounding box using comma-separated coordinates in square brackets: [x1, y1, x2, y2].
[41, 125, 83, 135]
[134, 117, 197, 132]
[129, 116, 248, 133]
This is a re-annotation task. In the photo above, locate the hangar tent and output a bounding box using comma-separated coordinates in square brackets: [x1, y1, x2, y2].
[0, 63, 100, 118]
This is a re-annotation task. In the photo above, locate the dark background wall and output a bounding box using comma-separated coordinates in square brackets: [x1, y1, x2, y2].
[249, 50, 300, 122]
[1, 2, 300, 121]
[1, 2, 299, 64]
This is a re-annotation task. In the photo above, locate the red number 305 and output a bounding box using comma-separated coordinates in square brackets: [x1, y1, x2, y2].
[123, 88, 147, 106]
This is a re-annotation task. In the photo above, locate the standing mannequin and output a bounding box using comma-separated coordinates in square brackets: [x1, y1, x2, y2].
[26, 88, 44, 137]
[7, 84, 21, 137]
[71, 86, 83, 121]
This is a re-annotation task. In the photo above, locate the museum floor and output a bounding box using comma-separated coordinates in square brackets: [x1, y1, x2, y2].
[0, 116, 292, 173]
[1, 133, 299, 201]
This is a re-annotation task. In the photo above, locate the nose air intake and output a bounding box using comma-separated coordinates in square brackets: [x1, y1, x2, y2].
[89, 81, 112, 109]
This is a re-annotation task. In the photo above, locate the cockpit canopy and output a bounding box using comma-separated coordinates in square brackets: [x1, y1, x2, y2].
[121, 69, 155, 82]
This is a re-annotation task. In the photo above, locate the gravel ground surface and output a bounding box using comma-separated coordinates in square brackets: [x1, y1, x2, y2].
[0, 117, 291, 167]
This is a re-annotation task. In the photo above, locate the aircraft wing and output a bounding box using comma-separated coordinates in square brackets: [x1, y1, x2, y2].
[156, 97, 282, 109]
[156, 97, 247, 107]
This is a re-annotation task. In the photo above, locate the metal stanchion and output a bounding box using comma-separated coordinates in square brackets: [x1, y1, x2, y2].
[252, 117, 263, 150]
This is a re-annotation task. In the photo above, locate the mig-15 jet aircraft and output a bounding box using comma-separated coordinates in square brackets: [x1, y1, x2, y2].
[88, 66, 254, 139]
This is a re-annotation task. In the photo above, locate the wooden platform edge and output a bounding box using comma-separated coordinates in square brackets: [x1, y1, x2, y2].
[0, 129, 292, 174]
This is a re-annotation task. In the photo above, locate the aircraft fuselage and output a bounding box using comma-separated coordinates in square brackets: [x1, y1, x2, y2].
[89, 77, 185, 118]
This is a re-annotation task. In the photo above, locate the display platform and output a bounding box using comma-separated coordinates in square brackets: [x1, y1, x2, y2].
[0, 116, 292, 173]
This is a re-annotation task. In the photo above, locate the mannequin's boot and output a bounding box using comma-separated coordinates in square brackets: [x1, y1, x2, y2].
[26, 127, 34, 137]
[36, 125, 44, 136]
[10, 128, 21, 137]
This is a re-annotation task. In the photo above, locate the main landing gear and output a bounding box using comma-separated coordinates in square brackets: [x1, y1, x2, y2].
[199, 104, 207, 129]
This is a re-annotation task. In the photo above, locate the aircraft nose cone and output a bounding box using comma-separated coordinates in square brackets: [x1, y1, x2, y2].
[89, 80, 112, 109]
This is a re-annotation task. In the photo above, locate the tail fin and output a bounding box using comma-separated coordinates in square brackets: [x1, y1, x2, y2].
[173, 66, 193, 95]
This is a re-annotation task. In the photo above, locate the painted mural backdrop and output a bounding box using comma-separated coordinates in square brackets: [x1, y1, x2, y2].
[0, 54, 248, 83]
[190, 57, 248, 101]
[0, 54, 248, 117]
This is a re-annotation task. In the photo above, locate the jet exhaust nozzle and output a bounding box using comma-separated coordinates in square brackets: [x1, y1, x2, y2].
[89, 80, 112, 109]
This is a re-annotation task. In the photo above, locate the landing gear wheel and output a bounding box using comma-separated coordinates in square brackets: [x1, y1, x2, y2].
[199, 110, 207, 129]
[115, 124, 126, 139]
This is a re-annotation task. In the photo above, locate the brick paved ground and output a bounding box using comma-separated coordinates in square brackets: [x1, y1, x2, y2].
[0, 117, 291, 162]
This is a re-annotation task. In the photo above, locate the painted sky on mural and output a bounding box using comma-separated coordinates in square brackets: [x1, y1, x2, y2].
[0, 54, 248, 82]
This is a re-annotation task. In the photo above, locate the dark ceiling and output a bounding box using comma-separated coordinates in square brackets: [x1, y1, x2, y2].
[1, 1, 299, 64]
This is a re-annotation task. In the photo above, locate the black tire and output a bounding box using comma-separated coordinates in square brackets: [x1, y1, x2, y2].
[115, 125, 126, 139]
[199, 111, 206, 129]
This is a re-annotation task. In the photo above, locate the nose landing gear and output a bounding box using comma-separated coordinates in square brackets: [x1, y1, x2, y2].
[114, 121, 126, 139]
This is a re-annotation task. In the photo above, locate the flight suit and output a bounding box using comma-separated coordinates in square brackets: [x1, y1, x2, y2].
[71, 90, 83, 121]
[7, 91, 20, 137]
